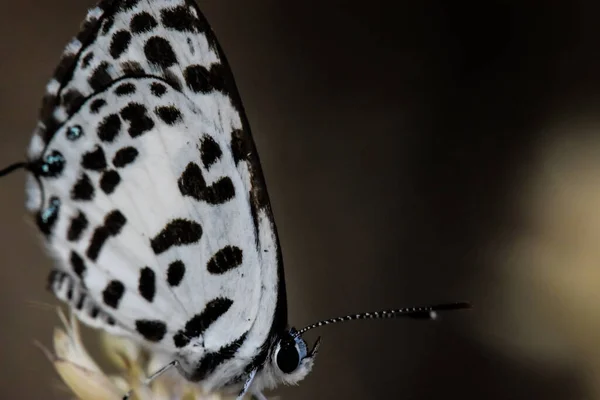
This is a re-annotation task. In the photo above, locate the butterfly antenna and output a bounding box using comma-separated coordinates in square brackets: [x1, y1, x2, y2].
[296, 301, 471, 336]
[0, 161, 28, 177]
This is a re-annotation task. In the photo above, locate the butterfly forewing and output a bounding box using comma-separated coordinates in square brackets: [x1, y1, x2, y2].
[26, 0, 286, 388]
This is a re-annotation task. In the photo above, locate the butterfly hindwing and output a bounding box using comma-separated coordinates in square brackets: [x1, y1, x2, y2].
[27, 0, 286, 388]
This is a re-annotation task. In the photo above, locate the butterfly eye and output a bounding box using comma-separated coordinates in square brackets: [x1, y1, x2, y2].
[276, 342, 301, 374]
[275, 333, 308, 374]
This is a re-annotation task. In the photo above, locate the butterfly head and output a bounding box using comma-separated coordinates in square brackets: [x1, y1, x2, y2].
[259, 302, 470, 389]
[267, 328, 321, 386]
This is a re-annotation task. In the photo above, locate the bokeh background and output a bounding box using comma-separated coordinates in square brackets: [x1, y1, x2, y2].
[1, 0, 600, 398]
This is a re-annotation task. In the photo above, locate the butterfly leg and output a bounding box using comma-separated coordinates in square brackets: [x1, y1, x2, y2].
[122, 360, 179, 400]
[236, 368, 257, 400]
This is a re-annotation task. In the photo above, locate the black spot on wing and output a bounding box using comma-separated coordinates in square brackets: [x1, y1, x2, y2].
[67, 211, 88, 241]
[81, 146, 107, 171]
[173, 332, 189, 348]
[121, 61, 145, 76]
[120, 103, 155, 137]
[136, 320, 166, 342]
[103, 280, 125, 309]
[200, 136, 222, 169]
[150, 219, 202, 255]
[78, 6, 104, 42]
[71, 173, 94, 201]
[114, 82, 136, 96]
[37, 197, 60, 236]
[100, 170, 121, 194]
[105, 210, 126, 235]
[190, 333, 248, 381]
[178, 162, 235, 205]
[90, 98, 107, 114]
[144, 36, 177, 68]
[167, 260, 185, 287]
[138, 267, 156, 302]
[155, 105, 182, 125]
[88, 61, 112, 91]
[178, 162, 205, 196]
[52, 269, 74, 301]
[198, 178, 235, 205]
[62, 89, 85, 114]
[70, 251, 86, 278]
[174, 298, 233, 346]
[75, 291, 86, 310]
[87, 228, 109, 261]
[207, 246, 243, 275]
[118, 0, 140, 11]
[150, 82, 167, 97]
[161, 6, 200, 32]
[98, 114, 122, 142]
[66, 283, 73, 301]
[86, 210, 126, 261]
[131, 12, 157, 33]
[47, 269, 62, 292]
[53, 53, 77, 84]
[183, 65, 226, 94]
[109, 30, 132, 59]
[90, 306, 100, 319]
[100, 15, 115, 35]
[113, 147, 139, 168]
[81, 51, 94, 68]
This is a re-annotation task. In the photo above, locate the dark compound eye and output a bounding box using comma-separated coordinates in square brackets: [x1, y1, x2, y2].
[276, 342, 301, 374]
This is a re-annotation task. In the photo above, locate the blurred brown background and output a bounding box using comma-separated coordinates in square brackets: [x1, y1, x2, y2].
[2, 0, 600, 399]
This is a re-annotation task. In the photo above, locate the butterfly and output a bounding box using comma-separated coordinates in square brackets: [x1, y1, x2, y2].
[0, 0, 470, 398]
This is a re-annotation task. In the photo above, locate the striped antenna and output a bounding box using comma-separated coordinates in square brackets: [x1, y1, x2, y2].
[296, 302, 471, 336]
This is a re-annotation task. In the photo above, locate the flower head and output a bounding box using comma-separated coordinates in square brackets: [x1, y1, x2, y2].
[38, 309, 235, 400]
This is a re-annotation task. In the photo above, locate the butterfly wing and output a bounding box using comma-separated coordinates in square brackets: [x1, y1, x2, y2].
[27, 0, 287, 387]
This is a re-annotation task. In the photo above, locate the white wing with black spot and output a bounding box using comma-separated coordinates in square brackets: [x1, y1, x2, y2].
[27, 0, 287, 390]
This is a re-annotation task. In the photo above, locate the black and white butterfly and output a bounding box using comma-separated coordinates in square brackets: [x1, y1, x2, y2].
[1, 0, 469, 398]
